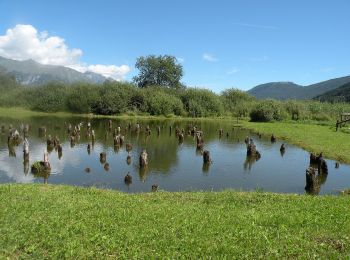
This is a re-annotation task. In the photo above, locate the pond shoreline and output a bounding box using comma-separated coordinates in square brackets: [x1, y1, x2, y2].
[1, 107, 349, 163]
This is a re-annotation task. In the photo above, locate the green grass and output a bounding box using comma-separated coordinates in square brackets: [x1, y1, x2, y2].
[0, 107, 75, 118]
[1, 184, 350, 259]
[0, 107, 233, 121]
[243, 121, 350, 163]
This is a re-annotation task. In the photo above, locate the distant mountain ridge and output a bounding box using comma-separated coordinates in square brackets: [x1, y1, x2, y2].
[0, 56, 107, 85]
[248, 75, 350, 100]
[314, 82, 350, 103]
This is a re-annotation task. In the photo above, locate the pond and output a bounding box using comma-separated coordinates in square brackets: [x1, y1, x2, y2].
[1, 116, 349, 195]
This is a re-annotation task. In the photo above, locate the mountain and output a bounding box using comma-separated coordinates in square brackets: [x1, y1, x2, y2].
[0, 56, 107, 85]
[314, 82, 350, 103]
[247, 82, 304, 100]
[248, 76, 350, 100]
[303, 76, 350, 99]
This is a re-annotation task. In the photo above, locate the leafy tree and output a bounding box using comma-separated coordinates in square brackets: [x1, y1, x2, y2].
[133, 55, 183, 89]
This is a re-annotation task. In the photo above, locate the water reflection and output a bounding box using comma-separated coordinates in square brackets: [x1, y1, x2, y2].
[0, 116, 350, 194]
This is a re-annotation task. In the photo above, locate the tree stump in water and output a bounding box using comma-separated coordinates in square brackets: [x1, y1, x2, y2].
[114, 135, 121, 146]
[151, 184, 159, 192]
[309, 152, 328, 174]
[104, 163, 110, 171]
[196, 133, 204, 149]
[305, 167, 321, 195]
[203, 150, 211, 164]
[126, 143, 132, 152]
[126, 155, 132, 165]
[271, 134, 276, 143]
[100, 152, 107, 164]
[23, 138, 29, 161]
[38, 127, 46, 137]
[178, 133, 184, 143]
[124, 173, 132, 184]
[280, 143, 285, 152]
[139, 149, 148, 167]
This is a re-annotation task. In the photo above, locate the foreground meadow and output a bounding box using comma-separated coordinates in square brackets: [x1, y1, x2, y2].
[1, 184, 350, 258]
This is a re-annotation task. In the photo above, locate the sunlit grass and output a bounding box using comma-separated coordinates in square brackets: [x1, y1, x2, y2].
[0, 184, 349, 258]
[243, 121, 350, 163]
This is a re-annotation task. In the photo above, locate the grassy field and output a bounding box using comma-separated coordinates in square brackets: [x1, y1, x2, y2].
[242, 121, 350, 163]
[0, 184, 349, 259]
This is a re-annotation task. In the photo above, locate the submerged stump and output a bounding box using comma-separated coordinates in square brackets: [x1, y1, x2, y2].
[203, 150, 211, 164]
[100, 152, 107, 164]
[139, 149, 148, 167]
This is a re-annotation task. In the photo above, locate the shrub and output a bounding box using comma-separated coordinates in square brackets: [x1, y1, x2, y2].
[250, 100, 287, 122]
[144, 89, 184, 116]
[67, 84, 99, 113]
[30, 83, 68, 112]
[91, 82, 135, 115]
[181, 88, 223, 117]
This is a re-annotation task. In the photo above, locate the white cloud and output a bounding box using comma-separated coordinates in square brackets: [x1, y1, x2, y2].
[227, 68, 239, 74]
[0, 24, 130, 80]
[203, 53, 218, 62]
[86, 64, 131, 79]
[177, 57, 185, 63]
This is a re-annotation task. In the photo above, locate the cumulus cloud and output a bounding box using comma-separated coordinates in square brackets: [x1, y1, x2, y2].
[0, 24, 130, 80]
[87, 64, 131, 79]
[203, 53, 218, 62]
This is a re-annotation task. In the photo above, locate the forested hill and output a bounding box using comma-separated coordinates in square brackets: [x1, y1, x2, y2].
[247, 82, 304, 100]
[0, 56, 107, 85]
[314, 82, 350, 103]
[248, 75, 350, 100]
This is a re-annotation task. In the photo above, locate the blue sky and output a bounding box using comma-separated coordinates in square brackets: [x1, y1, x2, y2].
[0, 0, 349, 91]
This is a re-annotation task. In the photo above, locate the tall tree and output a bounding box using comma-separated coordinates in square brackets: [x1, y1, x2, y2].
[133, 55, 183, 88]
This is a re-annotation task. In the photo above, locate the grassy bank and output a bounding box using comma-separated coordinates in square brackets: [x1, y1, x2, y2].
[0, 107, 76, 118]
[0, 106, 236, 121]
[243, 121, 350, 163]
[0, 184, 349, 258]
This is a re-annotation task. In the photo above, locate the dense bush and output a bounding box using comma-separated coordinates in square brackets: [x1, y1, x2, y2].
[29, 83, 69, 112]
[181, 88, 223, 117]
[91, 82, 135, 115]
[66, 84, 99, 113]
[144, 89, 184, 116]
[250, 100, 287, 122]
[221, 88, 256, 117]
[1, 71, 350, 121]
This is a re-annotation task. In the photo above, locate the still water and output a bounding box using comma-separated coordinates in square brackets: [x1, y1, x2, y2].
[1, 116, 349, 194]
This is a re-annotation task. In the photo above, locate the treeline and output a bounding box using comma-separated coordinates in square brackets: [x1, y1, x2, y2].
[1, 79, 350, 122]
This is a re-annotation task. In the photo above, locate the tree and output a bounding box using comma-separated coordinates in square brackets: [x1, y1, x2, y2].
[133, 55, 183, 88]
